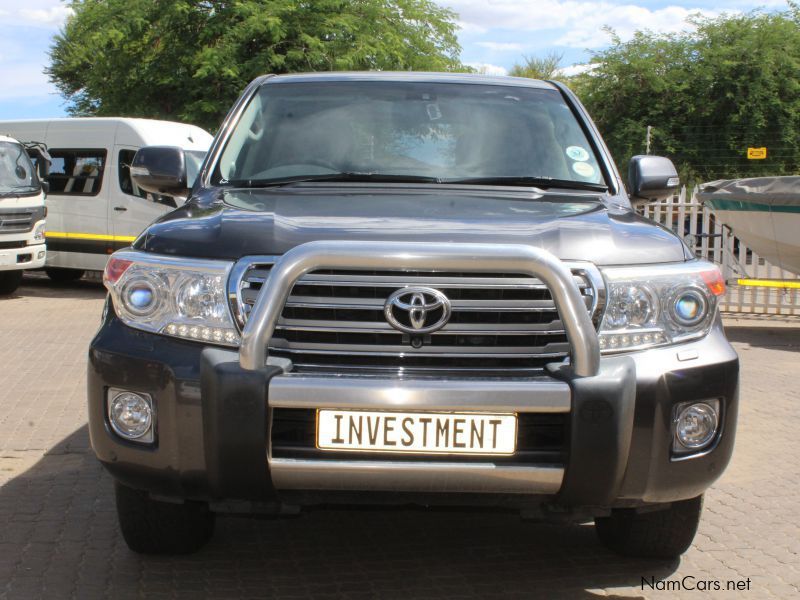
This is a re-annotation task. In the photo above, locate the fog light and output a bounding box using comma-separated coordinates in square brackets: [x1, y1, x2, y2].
[674, 400, 718, 451]
[108, 390, 154, 442]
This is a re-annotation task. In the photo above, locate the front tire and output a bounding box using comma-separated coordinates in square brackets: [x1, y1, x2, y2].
[0, 271, 23, 295]
[45, 268, 85, 283]
[595, 495, 703, 559]
[114, 481, 215, 554]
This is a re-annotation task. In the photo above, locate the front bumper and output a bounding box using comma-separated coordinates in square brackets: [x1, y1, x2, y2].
[88, 310, 739, 510]
[0, 235, 45, 271]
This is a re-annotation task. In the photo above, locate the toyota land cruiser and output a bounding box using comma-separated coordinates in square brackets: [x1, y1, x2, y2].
[88, 73, 739, 558]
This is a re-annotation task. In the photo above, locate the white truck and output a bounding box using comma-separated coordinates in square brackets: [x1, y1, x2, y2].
[0, 135, 47, 294]
[0, 118, 212, 281]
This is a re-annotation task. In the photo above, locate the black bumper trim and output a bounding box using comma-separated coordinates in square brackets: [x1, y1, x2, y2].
[200, 348, 283, 500]
[549, 357, 637, 505]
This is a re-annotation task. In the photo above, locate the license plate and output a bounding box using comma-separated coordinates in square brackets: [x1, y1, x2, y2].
[317, 410, 517, 455]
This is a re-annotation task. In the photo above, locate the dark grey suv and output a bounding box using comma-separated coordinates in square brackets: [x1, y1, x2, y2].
[89, 72, 738, 558]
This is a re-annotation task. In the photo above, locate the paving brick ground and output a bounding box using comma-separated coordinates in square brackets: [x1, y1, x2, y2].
[1, 274, 798, 599]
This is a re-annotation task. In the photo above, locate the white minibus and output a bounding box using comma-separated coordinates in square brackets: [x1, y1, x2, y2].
[0, 118, 212, 280]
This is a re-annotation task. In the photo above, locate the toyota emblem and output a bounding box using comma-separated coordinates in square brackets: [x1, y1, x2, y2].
[384, 287, 451, 334]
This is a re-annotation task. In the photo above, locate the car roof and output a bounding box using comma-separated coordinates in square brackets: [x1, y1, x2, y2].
[264, 71, 557, 90]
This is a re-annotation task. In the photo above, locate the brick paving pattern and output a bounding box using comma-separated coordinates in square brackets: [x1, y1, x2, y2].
[1, 274, 798, 599]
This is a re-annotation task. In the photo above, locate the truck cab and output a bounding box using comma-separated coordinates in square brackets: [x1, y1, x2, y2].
[0, 135, 47, 294]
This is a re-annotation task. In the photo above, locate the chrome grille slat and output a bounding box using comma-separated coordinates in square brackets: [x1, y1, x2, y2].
[296, 272, 587, 285]
[277, 363, 551, 373]
[274, 296, 578, 312]
[267, 346, 569, 357]
[276, 320, 567, 334]
[292, 278, 587, 289]
[231, 259, 601, 377]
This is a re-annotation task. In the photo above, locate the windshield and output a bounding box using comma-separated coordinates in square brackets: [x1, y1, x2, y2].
[213, 81, 605, 188]
[0, 141, 39, 196]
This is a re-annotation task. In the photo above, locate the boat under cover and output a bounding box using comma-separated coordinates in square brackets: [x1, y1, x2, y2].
[697, 176, 800, 276]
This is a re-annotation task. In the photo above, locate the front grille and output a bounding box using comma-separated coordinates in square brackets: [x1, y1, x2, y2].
[232, 261, 601, 377]
[271, 408, 568, 465]
[0, 209, 35, 233]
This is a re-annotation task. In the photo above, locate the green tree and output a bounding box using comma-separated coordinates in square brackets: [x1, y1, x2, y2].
[509, 52, 563, 80]
[570, 9, 800, 184]
[48, 0, 465, 131]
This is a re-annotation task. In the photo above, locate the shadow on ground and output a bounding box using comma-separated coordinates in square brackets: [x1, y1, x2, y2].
[0, 426, 678, 600]
[7, 272, 106, 301]
[724, 325, 800, 352]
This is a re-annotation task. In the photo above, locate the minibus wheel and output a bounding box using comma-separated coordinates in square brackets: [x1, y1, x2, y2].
[45, 268, 85, 283]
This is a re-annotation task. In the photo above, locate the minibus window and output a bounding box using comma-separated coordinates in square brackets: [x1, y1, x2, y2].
[118, 150, 147, 198]
[48, 149, 107, 196]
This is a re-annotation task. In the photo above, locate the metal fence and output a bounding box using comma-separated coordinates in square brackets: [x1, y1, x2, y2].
[638, 187, 800, 316]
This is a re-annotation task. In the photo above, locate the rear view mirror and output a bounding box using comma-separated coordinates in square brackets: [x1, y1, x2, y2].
[628, 155, 680, 203]
[131, 146, 190, 198]
[24, 144, 51, 180]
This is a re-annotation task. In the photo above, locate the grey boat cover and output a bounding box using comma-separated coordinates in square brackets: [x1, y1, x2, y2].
[697, 175, 800, 276]
[697, 176, 800, 206]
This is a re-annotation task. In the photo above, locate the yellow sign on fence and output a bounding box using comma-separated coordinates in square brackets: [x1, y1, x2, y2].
[747, 147, 767, 159]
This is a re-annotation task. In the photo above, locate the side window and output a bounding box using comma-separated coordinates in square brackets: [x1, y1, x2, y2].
[118, 149, 146, 198]
[48, 149, 107, 196]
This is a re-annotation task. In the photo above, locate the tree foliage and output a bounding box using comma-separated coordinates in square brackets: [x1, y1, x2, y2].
[568, 9, 800, 184]
[48, 0, 465, 131]
[509, 52, 563, 80]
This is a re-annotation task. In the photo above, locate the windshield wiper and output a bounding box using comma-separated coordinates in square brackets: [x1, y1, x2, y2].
[224, 172, 442, 187]
[221, 173, 608, 193]
[0, 185, 38, 197]
[442, 176, 608, 193]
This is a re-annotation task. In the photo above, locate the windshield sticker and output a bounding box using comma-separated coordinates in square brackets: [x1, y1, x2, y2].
[566, 146, 590, 162]
[572, 162, 595, 177]
[426, 103, 442, 121]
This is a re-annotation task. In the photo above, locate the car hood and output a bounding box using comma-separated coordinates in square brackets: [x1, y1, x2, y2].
[134, 186, 688, 265]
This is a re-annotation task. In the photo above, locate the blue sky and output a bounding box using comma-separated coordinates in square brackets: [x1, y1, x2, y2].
[0, 0, 789, 121]
[444, 0, 788, 74]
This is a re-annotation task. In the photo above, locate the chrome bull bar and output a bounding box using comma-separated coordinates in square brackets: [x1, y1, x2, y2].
[239, 241, 600, 377]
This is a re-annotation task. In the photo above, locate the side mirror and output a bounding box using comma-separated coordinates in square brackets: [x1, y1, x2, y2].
[628, 155, 680, 203]
[131, 146, 190, 198]
[36, 157, 50, 180]
[41, 181, 50, 195]
[25, 145, 51, 180]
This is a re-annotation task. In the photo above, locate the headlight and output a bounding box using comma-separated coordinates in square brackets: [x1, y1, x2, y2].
[104, 250, 239, 346]
[598, 261, 725, 353]
[34, 223, 46, 241]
